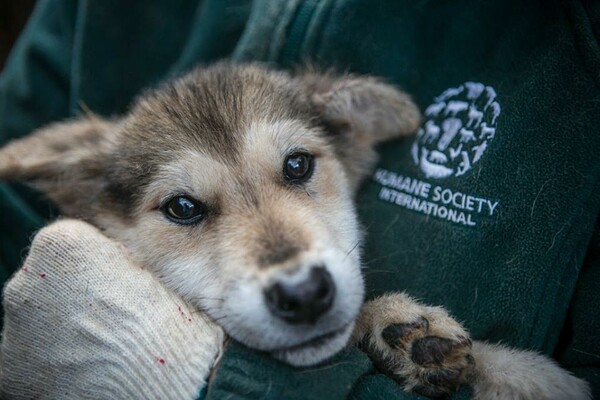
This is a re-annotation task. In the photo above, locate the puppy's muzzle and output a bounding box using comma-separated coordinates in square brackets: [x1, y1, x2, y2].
[264, 266, 335, 324]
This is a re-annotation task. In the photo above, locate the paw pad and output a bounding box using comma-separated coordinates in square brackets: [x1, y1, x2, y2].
[363, 314, 473, 398]
[411, 336, 456, 366]
[381, 316, 429, 349]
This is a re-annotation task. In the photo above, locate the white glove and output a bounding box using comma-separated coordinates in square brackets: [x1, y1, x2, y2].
[0, 219, 224, 400]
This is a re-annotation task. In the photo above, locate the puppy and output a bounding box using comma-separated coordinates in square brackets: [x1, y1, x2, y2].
[0, 63, 590, 399]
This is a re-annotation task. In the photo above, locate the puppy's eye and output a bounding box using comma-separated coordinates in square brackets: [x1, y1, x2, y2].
[284, 152, 314, 183]
[162, 196, 205, 224]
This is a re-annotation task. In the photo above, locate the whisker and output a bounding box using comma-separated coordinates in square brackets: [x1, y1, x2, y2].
[345, 241, 360, 259]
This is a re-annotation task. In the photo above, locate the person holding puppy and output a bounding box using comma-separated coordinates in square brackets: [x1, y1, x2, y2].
[0, 0, 598, 399]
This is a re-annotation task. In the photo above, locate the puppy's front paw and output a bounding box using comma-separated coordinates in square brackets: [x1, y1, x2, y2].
[355, 294, 474, 398]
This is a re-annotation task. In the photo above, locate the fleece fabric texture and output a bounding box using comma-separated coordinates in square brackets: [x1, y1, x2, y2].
[0, 0, 598, 399]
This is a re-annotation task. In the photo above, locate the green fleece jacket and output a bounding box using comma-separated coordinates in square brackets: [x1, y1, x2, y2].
[1, 1, 599, 399]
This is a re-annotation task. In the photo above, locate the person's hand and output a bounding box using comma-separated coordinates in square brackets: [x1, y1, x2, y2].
[0, 219, 224, 400]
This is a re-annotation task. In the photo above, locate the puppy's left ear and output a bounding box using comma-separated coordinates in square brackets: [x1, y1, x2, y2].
[301, 73, 421, 191]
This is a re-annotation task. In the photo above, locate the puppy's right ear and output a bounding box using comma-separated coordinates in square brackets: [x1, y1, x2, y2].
[299, 71, 421, 192]
[0, 116, 116, 216]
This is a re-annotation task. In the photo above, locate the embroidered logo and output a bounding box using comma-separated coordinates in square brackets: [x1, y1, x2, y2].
[371, 82, 502, 227]
[411, 82, 500, 179]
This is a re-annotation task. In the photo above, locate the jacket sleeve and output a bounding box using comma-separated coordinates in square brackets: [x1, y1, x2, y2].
[555, 219, 600, 399]
[204, 340, 472, 400]
[0, 0, 77, 282]
[553, 1, 600, 395]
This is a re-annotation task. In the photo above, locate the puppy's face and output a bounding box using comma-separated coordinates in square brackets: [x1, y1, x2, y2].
[0, 64, 420, 365]
[114, 72, 364, 365]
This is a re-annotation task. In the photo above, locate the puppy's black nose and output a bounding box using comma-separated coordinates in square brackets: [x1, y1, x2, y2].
[264, 266, 335, 324]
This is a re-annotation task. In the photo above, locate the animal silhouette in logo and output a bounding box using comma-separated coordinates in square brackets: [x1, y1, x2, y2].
[412, 82, 501, 179]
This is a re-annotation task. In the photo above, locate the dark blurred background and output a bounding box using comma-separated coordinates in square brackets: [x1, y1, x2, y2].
[0, 0, 36, 69]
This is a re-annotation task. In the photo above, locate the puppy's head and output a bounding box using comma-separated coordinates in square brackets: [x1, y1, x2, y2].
[0, 63, 419, 366]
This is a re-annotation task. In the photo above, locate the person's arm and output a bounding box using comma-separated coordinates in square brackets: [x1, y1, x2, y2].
[204, 338, 472, 400]
[555, 219, 600, 399]
[0, 0, 77, 144]
[0, 0, 77, 282]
